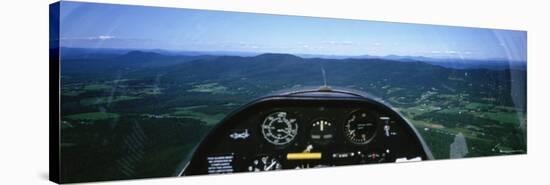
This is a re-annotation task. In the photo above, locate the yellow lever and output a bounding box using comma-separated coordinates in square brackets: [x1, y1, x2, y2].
[286, 153, 322, 160]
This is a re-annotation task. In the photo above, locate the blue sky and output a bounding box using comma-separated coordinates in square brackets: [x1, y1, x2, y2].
[59, 1, 527, 61]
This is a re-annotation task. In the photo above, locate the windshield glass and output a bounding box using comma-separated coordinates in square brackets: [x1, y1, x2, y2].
[57, 1, 526, 183]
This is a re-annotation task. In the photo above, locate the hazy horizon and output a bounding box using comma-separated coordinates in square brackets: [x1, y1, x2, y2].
[61, 47, 527, 62]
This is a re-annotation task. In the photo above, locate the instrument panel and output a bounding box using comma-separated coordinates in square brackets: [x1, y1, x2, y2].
[179, 90, 432, 175]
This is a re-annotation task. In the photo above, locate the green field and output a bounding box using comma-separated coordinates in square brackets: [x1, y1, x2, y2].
[80, 96, 142, 106]
[393, 89, 525, 159]
[62, 90, 85, 96]
[172, 106, 225, 125]
[83, 84, 112, 91]
[65, 112, 120, 121]
[187, 82, 233, 94]
[141, 87, 163, 95]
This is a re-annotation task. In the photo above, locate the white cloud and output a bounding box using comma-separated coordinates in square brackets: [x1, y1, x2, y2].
[321, 41, 355, 46]
[60, 35, 116, 41]
[97, 35, 115, 40]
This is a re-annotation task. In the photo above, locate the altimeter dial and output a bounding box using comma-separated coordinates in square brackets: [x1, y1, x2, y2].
[261, 111, 299, 146]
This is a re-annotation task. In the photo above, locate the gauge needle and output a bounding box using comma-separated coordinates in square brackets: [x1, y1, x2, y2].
[265, 161, 277, 170]
[277, 129, 291, 135]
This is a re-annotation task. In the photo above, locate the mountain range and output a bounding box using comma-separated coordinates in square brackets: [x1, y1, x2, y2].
[60, 47, 526, 70]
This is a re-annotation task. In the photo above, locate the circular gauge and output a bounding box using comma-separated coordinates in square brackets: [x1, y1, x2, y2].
[310, 119, 334, 145]
[343, 110, 379, 145]
[247, 155, 282, 172]
[261, 111, 299, 146]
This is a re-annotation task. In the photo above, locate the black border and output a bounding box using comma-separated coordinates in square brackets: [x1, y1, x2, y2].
[49, 1, 61, 184]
